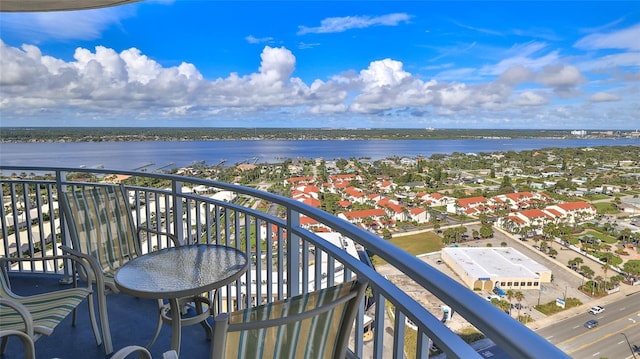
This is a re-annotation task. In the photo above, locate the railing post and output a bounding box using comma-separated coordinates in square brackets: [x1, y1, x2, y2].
[172, 180, 185, 245]
[393, 310, 407, 359]
[56, 170, 73, 284]
[373, 294, 386, 359]
[286, 207, 301, 296]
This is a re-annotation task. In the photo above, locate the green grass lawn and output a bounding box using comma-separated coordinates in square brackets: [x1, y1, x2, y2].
[580, 229, 618, 244]
[584, 194, 611, 201]
[373, 231, 443, 266]
[592, 202, 619, 214]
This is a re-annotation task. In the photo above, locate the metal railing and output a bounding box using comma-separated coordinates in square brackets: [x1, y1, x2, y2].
[0, 165, 568, 358]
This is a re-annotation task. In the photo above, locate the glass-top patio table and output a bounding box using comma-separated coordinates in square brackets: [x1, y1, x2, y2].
[114, 244, 248, 355]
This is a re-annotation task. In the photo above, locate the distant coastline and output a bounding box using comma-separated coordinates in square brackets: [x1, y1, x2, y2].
[2, 127, 638, 143]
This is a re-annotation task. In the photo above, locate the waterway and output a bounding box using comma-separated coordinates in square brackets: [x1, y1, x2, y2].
[1, 137, 638, 171]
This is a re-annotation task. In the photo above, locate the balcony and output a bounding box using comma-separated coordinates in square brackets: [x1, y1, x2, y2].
[0, 165, 568, 358]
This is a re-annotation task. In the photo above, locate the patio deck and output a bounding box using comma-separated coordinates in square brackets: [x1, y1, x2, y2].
[2, 273, 209, 359]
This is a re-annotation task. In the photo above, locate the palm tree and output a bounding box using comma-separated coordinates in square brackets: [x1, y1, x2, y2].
[594, 275, 604, 295]
[574, 257, 584, 267]
[581, 265, 594, 277]
[602, 260, 610, 289]
[506, 289, 515, 315]
[514, 291, 525, 319]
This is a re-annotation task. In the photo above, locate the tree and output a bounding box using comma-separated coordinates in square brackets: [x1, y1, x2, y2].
[623, 260, 640, 276]
[581, 265, 594, 279]
[594, 275, 604, 295]
[601, 261, 610, 289]
[506, 289, 515, 314]
[456, 225, 468, 241]
[620, 228, 633, 242]
[573, 257, 584, 267]
[479, 224, 494, 238]
[442, 228, 457, 244]
[514, 291, 525, 318]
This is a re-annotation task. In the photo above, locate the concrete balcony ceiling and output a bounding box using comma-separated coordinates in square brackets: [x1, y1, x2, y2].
[0, 0, 141, 12]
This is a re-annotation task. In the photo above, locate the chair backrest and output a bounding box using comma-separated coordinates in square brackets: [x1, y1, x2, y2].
[211, 279, 368, 359]
[61, 185, 141, 273]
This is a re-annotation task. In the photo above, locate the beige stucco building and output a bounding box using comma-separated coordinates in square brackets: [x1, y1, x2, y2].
[441, 247, 552, 291]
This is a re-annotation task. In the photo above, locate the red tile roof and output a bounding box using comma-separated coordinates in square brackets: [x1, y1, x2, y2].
[556, 201, 594, 211]
[457, 196, 488, 207]
[519, 209, 550, 219]
[342, 208, 386, 219]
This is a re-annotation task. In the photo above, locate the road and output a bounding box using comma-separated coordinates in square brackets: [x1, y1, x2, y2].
[537, 293, 640, 358]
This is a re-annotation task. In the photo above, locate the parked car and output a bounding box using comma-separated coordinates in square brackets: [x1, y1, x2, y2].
[589, 306, 605, 315]
[584, 319, 599, 329]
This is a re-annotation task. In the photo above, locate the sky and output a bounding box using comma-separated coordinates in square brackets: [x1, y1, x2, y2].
[0, 1, 639, 129]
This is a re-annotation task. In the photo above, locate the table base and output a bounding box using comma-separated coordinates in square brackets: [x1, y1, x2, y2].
[146, 295, 212, 352]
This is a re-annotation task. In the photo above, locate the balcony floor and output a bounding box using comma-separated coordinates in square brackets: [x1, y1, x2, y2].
[3, 273, 210, 359]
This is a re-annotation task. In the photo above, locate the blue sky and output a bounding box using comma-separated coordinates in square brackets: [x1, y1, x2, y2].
[1, 1, 639, 129]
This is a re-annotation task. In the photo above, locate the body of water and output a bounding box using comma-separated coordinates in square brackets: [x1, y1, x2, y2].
[1, 138, 638, 171]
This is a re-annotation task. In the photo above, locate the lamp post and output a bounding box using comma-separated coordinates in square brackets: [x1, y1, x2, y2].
[537, 287, 542, 306]
[620, 332, 637, 359]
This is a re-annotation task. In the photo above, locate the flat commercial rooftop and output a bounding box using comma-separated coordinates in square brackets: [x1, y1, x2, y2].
[442, 247, 549, 280]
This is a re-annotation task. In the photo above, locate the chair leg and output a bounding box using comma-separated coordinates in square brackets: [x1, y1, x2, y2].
[0, 336, 7, 355]
[87, 292, 103, 347]
[0, 330, 35, 359]
[96, 287, 113, 355]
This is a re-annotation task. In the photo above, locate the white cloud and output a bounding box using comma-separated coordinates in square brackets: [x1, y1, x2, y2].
[577, 52, 640, 72]
[451, 20, 503, 37]
[251, 46, 296, 86]
[589, 92, 620, 102]
[359, 59, 411, 89]
[516, 91, 547, 106]
[575, 24, 640, 51]
[298, 42, 320, 50]
[537, 65, 586, 88]
[483, 42, 560, 76]
[0, 40, 637, 129]
[0, 7, 134, 41]
[246, 35, 274, 44]
[496, 66, 534, 86]
[297, 13, 410, 35]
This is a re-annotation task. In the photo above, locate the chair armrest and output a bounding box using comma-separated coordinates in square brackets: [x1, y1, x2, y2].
[0, 329, 35, 359]
[137, 226, 183, 247]
[110, 345, 152, 359]
[57, 246, 102, 290]
[0, 298, 35, 338]
[0, 254, 96, 292]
